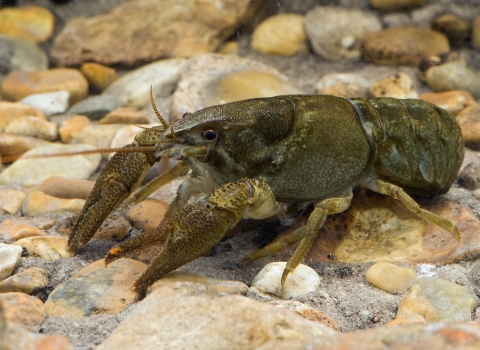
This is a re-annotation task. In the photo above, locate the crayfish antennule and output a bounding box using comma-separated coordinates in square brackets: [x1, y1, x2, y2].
[150, 85, 168, 129]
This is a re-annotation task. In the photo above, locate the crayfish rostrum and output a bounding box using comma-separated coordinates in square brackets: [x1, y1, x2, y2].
[67, 91, 464, 290]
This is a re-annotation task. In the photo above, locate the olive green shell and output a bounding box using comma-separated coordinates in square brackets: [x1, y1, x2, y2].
[173, 95, 464, 201]
[351, 97, 464, 196]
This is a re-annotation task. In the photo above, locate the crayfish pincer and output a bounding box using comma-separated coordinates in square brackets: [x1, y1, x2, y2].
[67, 93, 464, 290]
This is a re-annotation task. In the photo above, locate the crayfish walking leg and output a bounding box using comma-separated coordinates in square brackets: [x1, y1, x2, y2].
[104, 178, 280, 290]
[243, 189, 353, 286]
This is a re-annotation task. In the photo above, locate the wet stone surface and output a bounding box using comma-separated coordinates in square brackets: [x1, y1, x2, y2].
[0, 1, 480, 349]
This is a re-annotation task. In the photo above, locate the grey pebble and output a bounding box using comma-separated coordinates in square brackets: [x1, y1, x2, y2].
[68, 95, 122, 121]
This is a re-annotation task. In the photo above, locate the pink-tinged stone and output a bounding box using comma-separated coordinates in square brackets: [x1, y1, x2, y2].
[0, 292, 47, 331]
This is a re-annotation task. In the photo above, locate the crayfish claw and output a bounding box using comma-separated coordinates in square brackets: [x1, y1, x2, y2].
[128, 178, 281, 290]
[68, 148, 149, 253]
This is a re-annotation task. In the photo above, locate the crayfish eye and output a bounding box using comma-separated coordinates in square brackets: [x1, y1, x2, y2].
[203, 129, 218, 142]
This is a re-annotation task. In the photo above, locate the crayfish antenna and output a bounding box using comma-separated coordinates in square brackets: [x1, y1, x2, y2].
[0, 146, 159, 164]
[150, 85, 168, 129]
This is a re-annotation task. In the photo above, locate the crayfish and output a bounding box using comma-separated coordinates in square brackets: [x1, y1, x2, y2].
[65, 91, 464, 290]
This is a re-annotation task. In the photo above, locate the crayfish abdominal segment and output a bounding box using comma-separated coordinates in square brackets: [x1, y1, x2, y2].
[68, 94, 464, 290]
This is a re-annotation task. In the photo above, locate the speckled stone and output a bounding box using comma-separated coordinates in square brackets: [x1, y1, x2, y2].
[315, 72, 370, 98]
[218, 41, 239, 55]
[368, 72, 418, 99]
[363, 27, 450, 66]
[72, 124, 124, 152]
[45, 258, 146, 318]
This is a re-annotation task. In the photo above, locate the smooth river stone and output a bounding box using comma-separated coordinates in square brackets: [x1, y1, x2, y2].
[307, 190, 480, 266]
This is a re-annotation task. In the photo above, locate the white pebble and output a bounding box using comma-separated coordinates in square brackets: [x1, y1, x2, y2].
[19, 91, 70, 117]
[0, 243, 23, 282]
[250, 262, 322, 299]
